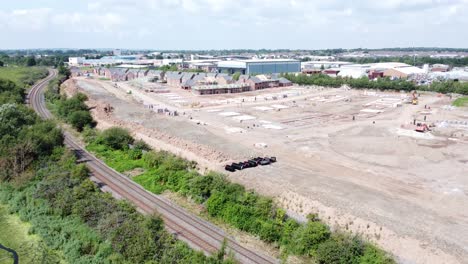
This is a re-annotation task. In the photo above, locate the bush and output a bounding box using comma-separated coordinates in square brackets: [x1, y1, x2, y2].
[360, 245, 395, 264]
[315, 235, 364, 264]
[96, 127, 134, 150]
[289, 221, 331, 255]
[67, 110, 94, 131]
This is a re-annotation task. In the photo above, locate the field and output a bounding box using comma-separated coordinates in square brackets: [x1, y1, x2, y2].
[0, 66, 48, 87]
[0, 205, 42, 264]
[65, 75, 468, 264]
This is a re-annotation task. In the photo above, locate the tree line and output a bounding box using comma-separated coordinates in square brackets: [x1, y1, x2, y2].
[281, 73, 468, 95]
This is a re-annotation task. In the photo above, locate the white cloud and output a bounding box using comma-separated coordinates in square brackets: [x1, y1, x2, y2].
[0, 0, 467, 49]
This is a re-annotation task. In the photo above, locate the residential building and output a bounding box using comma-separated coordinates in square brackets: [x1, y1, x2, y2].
[191, 83, 251, 95]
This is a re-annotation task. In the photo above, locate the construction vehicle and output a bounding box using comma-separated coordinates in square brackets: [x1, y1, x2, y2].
[104, 104, 114, 114]
[415, 123, 430, 133]
[411, 91, 419, 105]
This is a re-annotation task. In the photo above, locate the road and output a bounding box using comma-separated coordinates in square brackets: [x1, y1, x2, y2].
[28, 70, 277, 264]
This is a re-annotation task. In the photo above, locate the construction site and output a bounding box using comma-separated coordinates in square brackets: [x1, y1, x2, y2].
[64, 75, 468, 264]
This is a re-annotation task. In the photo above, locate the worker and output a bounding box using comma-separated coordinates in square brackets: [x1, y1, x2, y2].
[424, 105, 427, 109]
[424, 116, 427, 121]
[353, 115, 355, 121]
[373, 121, 375, 124]
[413, 119, 416, 125]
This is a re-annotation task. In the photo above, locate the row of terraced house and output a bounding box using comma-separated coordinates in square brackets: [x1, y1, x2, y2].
[93, 68, 165, 82]
[164, 72, 293, 95]
[90, 68, 292, 95]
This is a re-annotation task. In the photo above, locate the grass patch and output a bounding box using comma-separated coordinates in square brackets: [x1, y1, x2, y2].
[453, 97, 468, 107]
[0, 204, 63, 264]
[87, 143, 146, 172]
[0, 66, 48, 87]
[98, 77, 110, 81]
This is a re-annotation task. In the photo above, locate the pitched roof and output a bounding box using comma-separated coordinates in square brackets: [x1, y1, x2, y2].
[249, 76, 262, 83]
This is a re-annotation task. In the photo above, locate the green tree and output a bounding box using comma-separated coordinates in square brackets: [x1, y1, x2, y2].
[232, 72, 241, 81]
[26, 56, 37, 66]
[67, 110, 94, 131]
[0, 104, 36, 137]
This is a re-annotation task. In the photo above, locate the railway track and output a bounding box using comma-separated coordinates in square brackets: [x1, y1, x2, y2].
[28, 70, 277, 264]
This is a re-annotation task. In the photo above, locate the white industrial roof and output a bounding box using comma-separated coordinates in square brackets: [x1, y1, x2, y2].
[369, 62, 411, 70]
[392, 66, 426, 75]
[337, 68, 368, 79]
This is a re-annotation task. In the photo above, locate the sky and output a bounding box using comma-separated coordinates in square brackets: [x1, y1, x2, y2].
[0, 0, 467, 50]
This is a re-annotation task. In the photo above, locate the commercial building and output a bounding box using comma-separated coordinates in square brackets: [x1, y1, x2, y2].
[217, 59, 300, 75]
[302, 61, 352, 71]
[383, 66, 426, 79]
[68, 57, 85, 66]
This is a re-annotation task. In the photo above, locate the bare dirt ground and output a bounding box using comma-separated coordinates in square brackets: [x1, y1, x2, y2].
[65, 77, 468, 264]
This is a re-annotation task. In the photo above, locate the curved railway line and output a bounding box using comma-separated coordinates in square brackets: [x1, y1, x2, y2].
[28, 70, 277, 264]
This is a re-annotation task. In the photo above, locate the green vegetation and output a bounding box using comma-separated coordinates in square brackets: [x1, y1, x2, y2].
[0, 205, 63, 264]
[232, 72, 241, 81]
[0, 67, 48, 87]
[45, 76, 95, 131]
[282, 73, 468, 95]
[1, 70, 233, 264]
[85, 127, 395, 263]
[452, 97, 468, 107]
[418, 81, 468, 95]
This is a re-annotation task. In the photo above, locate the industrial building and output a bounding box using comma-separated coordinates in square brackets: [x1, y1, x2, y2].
[217, 59, 300, 74]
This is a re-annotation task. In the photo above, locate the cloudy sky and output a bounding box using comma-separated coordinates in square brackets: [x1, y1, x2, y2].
[0, 0, 467, 50]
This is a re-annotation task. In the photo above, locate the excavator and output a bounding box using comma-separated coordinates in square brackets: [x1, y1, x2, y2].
[411, 91, 419, 105]
[415, 123, 430, 133]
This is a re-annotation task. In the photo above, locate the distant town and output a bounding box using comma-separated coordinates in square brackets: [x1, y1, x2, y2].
[64, 48, 468, 96]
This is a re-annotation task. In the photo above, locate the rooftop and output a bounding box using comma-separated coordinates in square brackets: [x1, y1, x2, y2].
[192, 83, 250, 91]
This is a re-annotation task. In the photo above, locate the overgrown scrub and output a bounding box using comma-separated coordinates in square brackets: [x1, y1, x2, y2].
[0, 66, 48, 87]
[45, 75, 95, 131]
[87, 127, 395, 263]
[282, 73, 468, 95]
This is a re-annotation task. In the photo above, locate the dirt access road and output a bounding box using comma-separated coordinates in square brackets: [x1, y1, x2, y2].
[69, 77, 468, 264]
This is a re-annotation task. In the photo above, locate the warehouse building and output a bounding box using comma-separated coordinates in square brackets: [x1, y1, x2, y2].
[217, 59, 300, 75]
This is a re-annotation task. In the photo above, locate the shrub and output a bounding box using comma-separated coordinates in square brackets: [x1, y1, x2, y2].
[360, 245, 395, 264]
[67, 110, 94, 131]
[290, 221, 331, 255]
[96, 127, 134, 150]
[315, 235, 365, 264]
